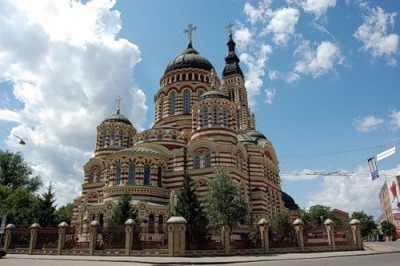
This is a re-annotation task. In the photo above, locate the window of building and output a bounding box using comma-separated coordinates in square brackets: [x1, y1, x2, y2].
[183, 90, 191, 114]
[102, 131, 107, 147]
[193, 155, 201, 169]
[212, 106, 219, 126]
[204, 153, 211, 168]
[169, 91, 176, 115]
[223, 109, 228, 126]
[110, 130, 115, 146]
[94, 170, 100, 182]
[119, 130, 124, 146]
[144, 135, 150, 141]
[157, 133, 163, 140]
[197, 90, 204, 99]
[160, 97, 164, 118]
[157, 167, 162, 187]
[128, 163, 136, 184]
[158, 215, 164, 232]
[171, 135, 177, 141]
[144, 164, 151, 185]
[88, 172, 94, 183]
[229, 89, 235, 102]
[115, 163, 121, 185]
[202, 107, 208, 127]
[148, 214, 155, 233]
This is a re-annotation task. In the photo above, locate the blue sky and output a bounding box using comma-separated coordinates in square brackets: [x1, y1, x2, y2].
[1, 0, 399, 219]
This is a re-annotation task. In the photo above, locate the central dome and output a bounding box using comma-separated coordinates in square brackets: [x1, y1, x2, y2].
[164, 42, 214, 75]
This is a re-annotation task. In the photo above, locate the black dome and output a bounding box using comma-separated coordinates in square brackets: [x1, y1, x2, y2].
[281, 191, 299, 211]
[164, 43, 214, 75]
[247, 130, 267, 140]
[102, 111, 132, 126]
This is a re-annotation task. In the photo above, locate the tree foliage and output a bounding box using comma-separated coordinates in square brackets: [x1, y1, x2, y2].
[205, 167, 250, 228]
[269, 211, 296, 246]
[55, 203, 74, 225]
[0, 150, 41, 192]
[108, 192, 138, 226]
[301, 205, 344, 226]
[36, 182, 58, 227]
[351, 211, 376, 238]
[380, 220, 396, 237]
[176, 173, 209, 243]
[175, 173, 208, 227]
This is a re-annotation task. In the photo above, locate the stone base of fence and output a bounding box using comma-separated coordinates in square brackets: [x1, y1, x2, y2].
[3, 218, 363, 257]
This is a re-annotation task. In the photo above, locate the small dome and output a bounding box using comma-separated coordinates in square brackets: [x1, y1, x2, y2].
[247, 130, 267, 140]
[102, 111, 132, 126]
[164, 43, 214, 75]
[281, 191, 299, 211]
[199, 90, 229, 100]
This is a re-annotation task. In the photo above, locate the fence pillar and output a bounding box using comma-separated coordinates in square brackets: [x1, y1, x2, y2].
[89, 220, 100, 256]
[258, 218, 269, 253]
[167, 217, 187, 257]
[57, 222, 69, 255]
[29, 223, 41, 254]
[124, 219, 135, 256]
[350, 219, 363, 250]
[324, 219, 335, 251]
[293, 219, 305, 252]
[3, 224, 15, 252]
[221, 224, 230, 254]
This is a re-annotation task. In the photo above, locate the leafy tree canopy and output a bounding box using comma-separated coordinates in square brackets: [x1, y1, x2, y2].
[0, 150, 42, 192]
[351, 211, 376, 238]
[205, 167, 250, 228]
[380, 220, 396, 237]
[56, 203, 74, 225]
[108, 192, 138, 226]
[301, 205, 344, 226]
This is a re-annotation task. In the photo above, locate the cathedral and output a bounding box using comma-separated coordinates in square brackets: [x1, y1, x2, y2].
[71, 24, 299, 233]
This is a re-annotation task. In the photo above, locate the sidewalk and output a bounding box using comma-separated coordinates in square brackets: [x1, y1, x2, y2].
[4, 243, 400, 265]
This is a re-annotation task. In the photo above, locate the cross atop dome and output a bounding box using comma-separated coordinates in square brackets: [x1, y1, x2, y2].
[183, 23, 197, 44]
[226, 22, 234, 36]
[116, 95, 122, 114]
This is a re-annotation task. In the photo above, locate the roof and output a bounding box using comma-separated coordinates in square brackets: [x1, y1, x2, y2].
[164, 42, 214, 75]
[101, 111, 132, 126]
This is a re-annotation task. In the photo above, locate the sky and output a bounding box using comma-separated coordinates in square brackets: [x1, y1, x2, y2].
[0, 0, 399, 220]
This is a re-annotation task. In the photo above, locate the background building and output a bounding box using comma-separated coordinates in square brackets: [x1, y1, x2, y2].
[379, 175, 400, 238]
[71, 26, 299, 235]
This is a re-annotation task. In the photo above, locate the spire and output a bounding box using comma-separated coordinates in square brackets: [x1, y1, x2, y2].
[223, 23, 244, 78]
[183, 23, 197, 46]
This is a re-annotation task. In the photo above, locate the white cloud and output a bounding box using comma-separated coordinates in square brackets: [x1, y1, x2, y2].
[0, 0, 147, 207]
[240, 44, 273, 107]
[388, 110, 400, 131]
[300, 0, 336, 17]
[263, 7, 300, 45]
[268, 70, 280, 81]
[290, 40, 343, 80]
[243, 1, 271, 25]
[264, 88, 276, 104]
[307, 164, 400, 219]
[234, 25, 253, 50]
[354, 6, 399, 66]
[353, 116, 385, 132]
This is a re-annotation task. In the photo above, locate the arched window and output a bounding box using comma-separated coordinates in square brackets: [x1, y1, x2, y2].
[110, 130, 115, 146]
[197, 90, 204, 99]
[115, 163, 121, 185]
[204, 153, 211, 168]
[183, 90, 191, 114]
[160, 97, 164, 118]
[193, 155, 201, 169]
[128, 163, 136, 184]
[229, 89, 235, 102]
[169, 91, 176, 115]
[149, 214, 155, 233]
[119, 130, 124, 146]
[212, 106, 219, 125]
[144, 164, 151, 185]
[157, 167, 162, 187]
[99, 214, 104, 226]
[202, 107, 208, 127]
[102, 131, 107, 147]
[94, 170, 100, 182]
[223, 109, 228, 126]
[158, 215, 164, 232]
[88, 173, 94, 183]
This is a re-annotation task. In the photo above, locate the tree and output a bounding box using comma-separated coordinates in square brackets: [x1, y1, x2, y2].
[301, 205, 343, 226]
[108, 192, 138, 226]
[0, 150, 41, 192]
[0, 187, 40, 227]
[351, 211, 376, 238]
[380, 220, 396, 237]
[269, 211, 296, 246]
[56, 203, 74, 225]
[175, 173, 208, 243]
[36, 182, 58, 227]
[205, 167, 250, 228]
